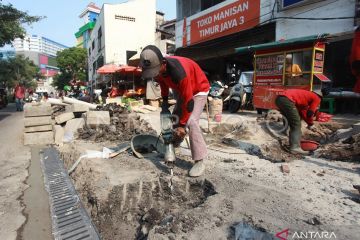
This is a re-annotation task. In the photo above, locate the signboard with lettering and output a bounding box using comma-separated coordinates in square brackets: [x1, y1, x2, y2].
[313, 50, 324, 73]
[256, 54, 284, 76]
[190, 0, 260, 45]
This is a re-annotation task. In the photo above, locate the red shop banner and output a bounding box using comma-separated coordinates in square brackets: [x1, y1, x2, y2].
[190, 0, 260, 45]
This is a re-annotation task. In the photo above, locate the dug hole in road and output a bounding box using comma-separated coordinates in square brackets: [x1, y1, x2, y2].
[58, 109, 360, 240]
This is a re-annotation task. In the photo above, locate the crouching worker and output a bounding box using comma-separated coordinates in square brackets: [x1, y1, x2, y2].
[275, 89, 322, 154]
[139, 45, 210, 177]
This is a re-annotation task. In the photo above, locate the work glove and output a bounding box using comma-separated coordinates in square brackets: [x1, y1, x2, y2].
[306, 110, 314, 119]
[173, 127, 186, 147]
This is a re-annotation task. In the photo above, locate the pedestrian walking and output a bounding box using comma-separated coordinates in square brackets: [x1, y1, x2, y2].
[14, 82, 25, 111]
[140, 45, 210, 177]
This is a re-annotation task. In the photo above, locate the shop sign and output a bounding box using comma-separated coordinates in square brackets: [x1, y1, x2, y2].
[190, 0, 260, 45]
[313, 50, 324, 73]
[256, 54, 284, 76]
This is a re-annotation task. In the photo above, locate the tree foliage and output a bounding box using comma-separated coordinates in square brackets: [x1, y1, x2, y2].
[0, 55, 39, 88]
[0, 2, 44, 47]
[53, 47, 87, 89]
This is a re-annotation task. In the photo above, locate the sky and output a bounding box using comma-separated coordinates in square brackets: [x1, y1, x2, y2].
[3, 0, 176, 48]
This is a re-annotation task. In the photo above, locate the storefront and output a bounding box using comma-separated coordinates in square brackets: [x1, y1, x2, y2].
[235, 34, 330, 111]
[175, 0, 274, 83]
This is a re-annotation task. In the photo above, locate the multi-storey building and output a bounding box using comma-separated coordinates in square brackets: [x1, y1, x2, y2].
[13, 35, 68, 57]
[12, 35, 69, 93]
[87, 0, 175, 87]
[75, 2, 101, 48]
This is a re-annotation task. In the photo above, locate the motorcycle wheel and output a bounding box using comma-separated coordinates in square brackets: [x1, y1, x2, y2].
[229, 99, 241, 113]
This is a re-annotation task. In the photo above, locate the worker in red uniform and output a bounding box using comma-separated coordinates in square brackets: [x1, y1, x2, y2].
[275, 89, 322, 154]
[140, 45, 210, 177]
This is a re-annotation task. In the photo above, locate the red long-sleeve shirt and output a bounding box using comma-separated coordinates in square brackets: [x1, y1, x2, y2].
[157, 56, 210, 126]
[280, 89, 321, 125]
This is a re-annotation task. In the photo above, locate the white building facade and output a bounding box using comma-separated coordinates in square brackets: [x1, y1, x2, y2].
[88, 0, 157, 85]
[12, 35, 68, 57]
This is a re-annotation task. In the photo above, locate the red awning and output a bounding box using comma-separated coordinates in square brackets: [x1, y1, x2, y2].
[314, 73, 331, 82]
[116, 65, 142, 75]
[97, 64, 121, 74]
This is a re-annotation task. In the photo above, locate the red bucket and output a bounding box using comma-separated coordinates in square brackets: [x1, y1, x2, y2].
[300, 140, 319, 151]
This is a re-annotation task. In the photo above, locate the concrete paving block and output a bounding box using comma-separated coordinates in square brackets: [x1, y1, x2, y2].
[24, 131, 54, 145]
[53, 125, 64, 146]
[24, 116, 52, 127]
[86, 111, 110, 126]
[24, 104, 52, 117]
[65, 104, 89, 113]
[24, 125, 53, 133]
[64, 118, 85, 137]
[55, 112, 75, 124]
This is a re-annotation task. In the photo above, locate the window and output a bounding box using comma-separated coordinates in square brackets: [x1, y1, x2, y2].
[284, 50, 312, 86]
[177, 0, 225, 20]
[88, 48, 91, 55]
[92, 40, 95, 50]
[97, 27, 102, 51]
[115, 15, 136, 22]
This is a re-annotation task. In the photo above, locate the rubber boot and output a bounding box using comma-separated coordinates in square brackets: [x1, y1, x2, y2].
[189, 160, 205, 177]
[290, 146, 309, 155]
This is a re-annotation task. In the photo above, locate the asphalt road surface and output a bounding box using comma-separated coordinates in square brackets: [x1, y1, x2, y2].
[0, 103, 51, 240]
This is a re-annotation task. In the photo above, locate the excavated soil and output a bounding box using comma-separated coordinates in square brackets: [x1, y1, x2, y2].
[316, 133, 360, 161]
[78, 103, 157, 142]
[60, 144, 216, 240]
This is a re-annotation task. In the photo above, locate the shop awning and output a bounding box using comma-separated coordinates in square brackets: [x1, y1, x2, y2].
[116, 65, 142, 75]
[235, 34, 329, 54]
[314, 73, 331, 82]
[97, 64, 121, 74]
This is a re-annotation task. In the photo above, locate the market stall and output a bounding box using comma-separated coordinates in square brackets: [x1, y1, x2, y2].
[235, 34, 331, 112]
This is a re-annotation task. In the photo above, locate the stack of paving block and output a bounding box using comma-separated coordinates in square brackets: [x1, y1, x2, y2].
[24, 103, 54, 145]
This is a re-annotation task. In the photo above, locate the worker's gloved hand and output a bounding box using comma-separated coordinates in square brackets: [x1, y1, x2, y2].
[173, 127, 186, 147]
[306, 110, 314, 119]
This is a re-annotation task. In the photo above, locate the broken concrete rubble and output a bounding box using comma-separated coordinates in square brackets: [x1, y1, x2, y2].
[55, 112, 75, 124]
[85, 111, 110, 127]
[66, 103, 89, 113]
[24, 131, 54, 145]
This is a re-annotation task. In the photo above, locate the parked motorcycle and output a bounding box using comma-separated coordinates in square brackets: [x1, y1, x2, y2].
[224, 71, 254, 113]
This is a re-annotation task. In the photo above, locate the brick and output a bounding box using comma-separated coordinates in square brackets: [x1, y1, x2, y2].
[24, 131, 54, 145]
[281, 164, 290, 174]
[86, 111, 110, 126]
[53, 125, 64, 146]
[65, 103, 89, 113]
[24, 125, 52, 133]
[24, 116, 52, 127]
[55, 112, 75, 124]
[24, 104, 52, 117]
